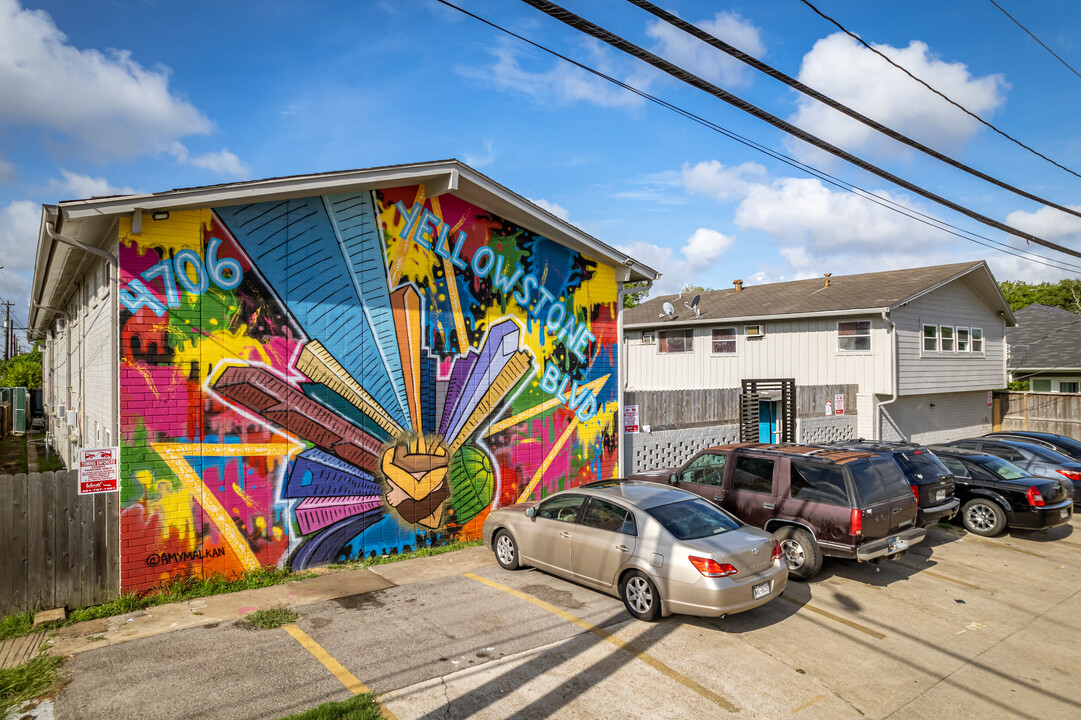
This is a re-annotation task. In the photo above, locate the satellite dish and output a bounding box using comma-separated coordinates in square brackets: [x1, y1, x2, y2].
[685, 294, 701, 317]
[661, 301, 675, 319]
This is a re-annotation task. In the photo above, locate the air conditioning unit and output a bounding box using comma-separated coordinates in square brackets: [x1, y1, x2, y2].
[66, 410, 77, 427]
[745, 324, 765, 337]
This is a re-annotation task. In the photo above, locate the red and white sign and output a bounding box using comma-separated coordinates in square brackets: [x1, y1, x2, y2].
[79, 446, 120, 495]
[624, 405, 640, 434]
[987, 390, 994, 408]
[834, 393, 845, 416]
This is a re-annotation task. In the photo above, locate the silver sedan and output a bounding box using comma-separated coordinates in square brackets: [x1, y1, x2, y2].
[481, 480, 788, 621]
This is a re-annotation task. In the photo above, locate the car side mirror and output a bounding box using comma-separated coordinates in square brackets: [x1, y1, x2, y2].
[525, 506, 536, 520]
[669, 473, 679, 485]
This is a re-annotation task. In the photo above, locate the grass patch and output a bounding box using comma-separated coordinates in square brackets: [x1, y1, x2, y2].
[0, 654, 66, 717]
[276, 693, 383, 720]
[0, 432, 29, 475]
[0, 566, 316, 641]
[243, 604, 299, 629]
[327, 538, 483, 570]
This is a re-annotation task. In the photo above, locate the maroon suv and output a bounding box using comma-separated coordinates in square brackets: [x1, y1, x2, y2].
[629, 443, 927, 580]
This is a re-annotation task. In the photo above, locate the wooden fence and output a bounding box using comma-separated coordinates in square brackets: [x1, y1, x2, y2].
[993, 391, 1081, 437]
[0, 470, 119, 615]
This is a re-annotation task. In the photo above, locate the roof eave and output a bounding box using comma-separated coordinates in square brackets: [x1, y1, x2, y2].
[624, 306, 889, 330]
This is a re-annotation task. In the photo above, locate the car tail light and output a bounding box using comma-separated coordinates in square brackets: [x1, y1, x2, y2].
[911, 485, 920, 503]
[770, 538, 782, 562]
[1026, 486, 1046, 507]
[1057, 469, 1081, 482]
[850, 508, 862, 536]
[688, 556, 738, 577]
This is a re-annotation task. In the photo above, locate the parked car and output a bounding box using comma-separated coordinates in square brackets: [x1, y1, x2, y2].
[481, 480, 787, 620]
[628, 443, 926, 581]
[926, 446, 1073, 536]
[825, 441, 959, 527]
[945, 438, 1081, 504]
[983, 431, 1081, 462]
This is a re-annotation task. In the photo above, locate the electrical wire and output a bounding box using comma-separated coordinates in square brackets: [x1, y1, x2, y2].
[517, 0, 1081, 259]
[627, 0, 1081, 221]
[987, 0, 1081, 82]
[435, 0, 1081, 274]
[799, 0, 1081, 181]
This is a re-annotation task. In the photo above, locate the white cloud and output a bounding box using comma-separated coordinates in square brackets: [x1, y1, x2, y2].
[468, 43, 645, 108]
[0, 0, 211, 160]
[682, 228, 734, 265]
[617, 227, 735, 296]
[0, 200, 39, 274]
[682, 160, 767, 202]
[1005, 204, 1081, 246]
[646, 11, 765, 87]
[613, 170, 687, 205]
[789, 33, 1007, 157]
[464, 140, 497, 170]
[168, 142, 250, 177]
[529, 198, 570, 221]
[49, 169, 135, 200]
[0, 153, 15, 185]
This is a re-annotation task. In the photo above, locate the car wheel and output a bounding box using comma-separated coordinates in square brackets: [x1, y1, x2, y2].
[621, 570, 661, 621]
[962, 498, 1006, 537]
[493, 530, 521, 570]
[774, 526, 823, 581]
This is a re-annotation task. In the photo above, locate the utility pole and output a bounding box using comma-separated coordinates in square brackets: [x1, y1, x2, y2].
[2, 300, 11, 362]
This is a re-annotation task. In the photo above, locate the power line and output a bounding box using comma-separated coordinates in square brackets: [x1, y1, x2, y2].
[987, 0, 1081, 82]
[799, 0, 1081, 181]
[626, 0, 1081, 221]
[518, 0, 1081, 260]
[435, 0, 1081, 276]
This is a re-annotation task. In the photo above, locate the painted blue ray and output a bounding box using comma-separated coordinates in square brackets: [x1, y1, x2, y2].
[324, 192, 411, 425]
[216, 199, 408, 429]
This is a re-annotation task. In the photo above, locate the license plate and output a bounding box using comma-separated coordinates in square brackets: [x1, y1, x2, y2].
[1062, 509, 1070, 519]
[935, 489, 945, 502]
[753, 582, 770, 600]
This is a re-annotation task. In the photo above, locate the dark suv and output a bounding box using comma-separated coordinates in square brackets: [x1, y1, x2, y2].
[825, 441, 959, 527]
[628, 443, 926, 580]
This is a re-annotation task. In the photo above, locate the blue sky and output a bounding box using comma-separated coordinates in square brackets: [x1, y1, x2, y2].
[3, 0, 1081, 334]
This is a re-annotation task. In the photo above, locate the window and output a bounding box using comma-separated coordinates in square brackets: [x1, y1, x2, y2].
[987, 444, 1025, 462]
[790, 462, 849, 507]
[940, 325, 955, 352]
[1032, 379, 1052, 392]
[536, 494, 586, 523]
[732, 456, 774, 494]
[682, 453, 727, 486]
[646, 498, 740, 540]
[712, 328, 736, 354]
[581, 498, 636, 535]
[838, 320, 871, 352]
[957, 327, 970, 352]
[939, 457, 970, 479]
[1061, 382, 1079, 393]
[659, 329, 693, 353]
[971, 328, 983, 352]
[850, 456, 911, 504]
[922, 324, 938, 352]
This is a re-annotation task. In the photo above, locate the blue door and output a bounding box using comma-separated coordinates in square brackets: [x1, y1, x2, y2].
[758, 401, 777, 443]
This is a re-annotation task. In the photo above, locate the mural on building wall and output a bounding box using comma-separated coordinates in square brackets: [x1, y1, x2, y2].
[118, 185, 619, 589]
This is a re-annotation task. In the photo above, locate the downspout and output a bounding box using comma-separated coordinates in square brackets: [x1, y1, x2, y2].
[45, 222, 119, 269]
[876, 309, 899, 441]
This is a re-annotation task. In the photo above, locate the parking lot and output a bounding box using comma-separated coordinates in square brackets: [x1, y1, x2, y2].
[56, 517, 1081, 720]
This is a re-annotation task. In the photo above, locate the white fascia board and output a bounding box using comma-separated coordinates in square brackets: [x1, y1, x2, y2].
[889, 261, 1016, 325]
[624, 307, 888, 330]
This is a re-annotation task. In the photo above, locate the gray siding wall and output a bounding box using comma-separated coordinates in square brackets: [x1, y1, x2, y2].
[625, 315, 891, 394]
[892, 278, 1006, 395]
[880, 391, 993, 444]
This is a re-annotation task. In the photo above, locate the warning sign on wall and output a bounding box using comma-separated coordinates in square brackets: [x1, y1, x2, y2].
[79, 446, 120, 495]
[834, 393, 845, 416]
[624, 405, 640, 434]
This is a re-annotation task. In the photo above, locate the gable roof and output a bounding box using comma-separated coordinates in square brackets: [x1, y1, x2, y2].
[624, 260, 1015, 328]
[29, 159, 660, 337]
[1007, 303, 1081, 371]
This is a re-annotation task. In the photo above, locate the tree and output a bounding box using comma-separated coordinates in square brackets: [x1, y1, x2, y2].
[999, 279, 1081, 313]
[0, 347, 43, 388]
[623, 281, 650, 309]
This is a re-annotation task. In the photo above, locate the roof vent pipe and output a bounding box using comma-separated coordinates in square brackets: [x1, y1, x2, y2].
[733, 279, 743, 292]
[824, 273, 832, 287]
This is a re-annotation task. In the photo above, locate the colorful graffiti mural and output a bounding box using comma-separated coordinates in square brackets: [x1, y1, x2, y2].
[119, 185, 620, 589]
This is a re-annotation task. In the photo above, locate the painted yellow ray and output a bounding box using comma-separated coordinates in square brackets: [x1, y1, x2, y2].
[153, 442, 303, 572]
[515, 418, 580, 505]
[296, 340, 405, 437]
[485, 374, 610, 437]
[429, 195, 470, 356]
[448, 350, 534, 455]
[388, 185, 427, 287]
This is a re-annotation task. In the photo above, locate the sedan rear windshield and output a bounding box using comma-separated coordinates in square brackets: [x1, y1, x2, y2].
[646, 498, 741, 540]
[897, 452, 951, 483]
[979, 456, 1029, 480]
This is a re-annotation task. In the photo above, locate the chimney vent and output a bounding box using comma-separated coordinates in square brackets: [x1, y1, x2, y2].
[733, 279, 743, 292]
[823, 273, 832, 288]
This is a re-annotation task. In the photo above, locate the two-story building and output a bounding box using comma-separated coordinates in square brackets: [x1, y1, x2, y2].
[622, 261, 1015, 472]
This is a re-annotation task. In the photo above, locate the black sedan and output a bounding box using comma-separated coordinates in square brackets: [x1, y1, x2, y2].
[927, 446, 1073, 537]
[983, 431, 1081, 462]
[946, 438, 1081, 504]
